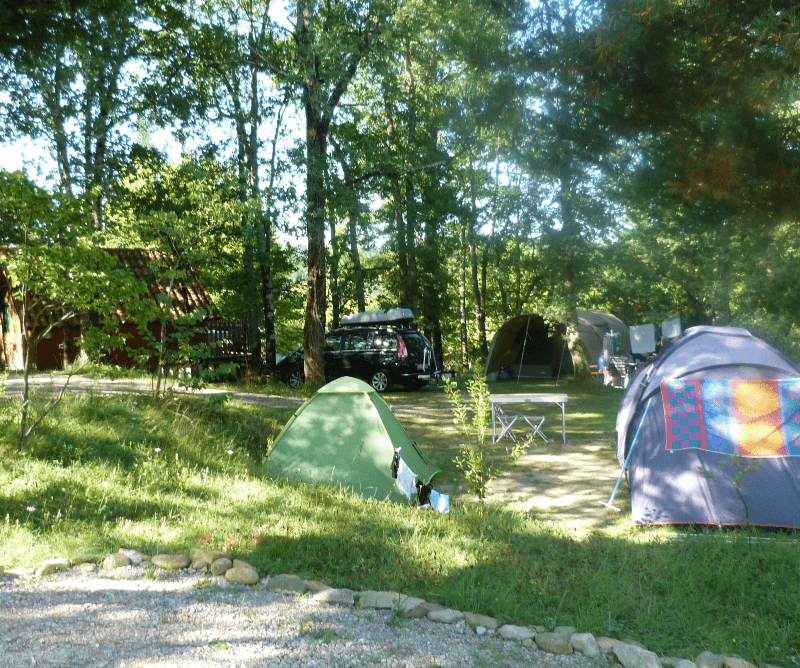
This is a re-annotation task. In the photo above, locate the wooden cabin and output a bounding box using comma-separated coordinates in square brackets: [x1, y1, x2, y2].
[0, 248, 253, 371]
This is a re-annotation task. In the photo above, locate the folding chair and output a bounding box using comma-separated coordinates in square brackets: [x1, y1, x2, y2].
[494, 405, 548, 443]
[494, 404, 520, 442]
[522, 415, 548, 443]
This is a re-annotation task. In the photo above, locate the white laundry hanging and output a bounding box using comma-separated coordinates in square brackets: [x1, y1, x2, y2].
[395, 456, 417, 500]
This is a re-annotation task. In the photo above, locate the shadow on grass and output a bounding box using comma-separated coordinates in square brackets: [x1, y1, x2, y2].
[232, 481, 798, 666]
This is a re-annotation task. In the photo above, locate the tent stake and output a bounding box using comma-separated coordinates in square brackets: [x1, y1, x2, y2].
[600, 397, 653, 512]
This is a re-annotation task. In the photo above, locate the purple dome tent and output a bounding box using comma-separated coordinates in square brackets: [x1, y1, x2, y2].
[615, 326, 800, 527]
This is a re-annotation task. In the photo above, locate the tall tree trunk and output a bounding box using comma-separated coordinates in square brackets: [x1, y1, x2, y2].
[303, 107, 328, 386]
[294, 0, 385, 383]
[347, 199, 365, 313]
[43, 56, 74, 196]
[402, 39, 418, 313]
[458, 220, 469, 368]
[558, 162, 590, 380]
[421, 186, 443, 369]
[246, 46, 263, 367]
[229, 79, 261, 372]
[329, 218, 340, 328]
[467, 152, 488, 360]
[258, 95, 287, 377]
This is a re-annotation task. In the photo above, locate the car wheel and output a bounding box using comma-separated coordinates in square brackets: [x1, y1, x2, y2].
[370, 368, 393, 393]
[284, 368, 304, 389]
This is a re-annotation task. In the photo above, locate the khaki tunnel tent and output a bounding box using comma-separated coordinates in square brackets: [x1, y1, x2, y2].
[616, 326, 800, 527]
[485, 310, 631, 380]
[266, 376, 441, 503]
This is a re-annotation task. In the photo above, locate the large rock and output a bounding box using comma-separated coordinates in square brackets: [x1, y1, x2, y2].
[190, 548, 228, 564]
[225, 566, 259, 585]
[396, 596, 428, 618]
[210, 558, 233, 576]
[571, 633, 601, 657]
[498, 624, 535, 642]
[535, 631, 573, 655]
[663, 659, 698, 668]
[152, 554, 191, 571]
[35, 558, 71, 577]
[724, 657, 758, 668]
[613, 643, 663, 668]
[464, 612, 498, 632]
[427, 608, 464, 624]
[358, 591, 399, 609]
[118, 548, 146, 565]
[103, 553, 131, 570]
[697, 653, 724, 668]
[265, 574, 309, 595]
[305, 580, 331, 593]
[312, 588, 355, 607]
[598, 637, 627, 653]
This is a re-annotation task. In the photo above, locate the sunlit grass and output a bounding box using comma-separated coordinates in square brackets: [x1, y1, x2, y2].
[0, 382, 798, 668]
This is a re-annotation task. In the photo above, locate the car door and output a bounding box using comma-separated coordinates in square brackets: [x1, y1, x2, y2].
[323, 331, 344, 379]
[340, 328, 372, 378]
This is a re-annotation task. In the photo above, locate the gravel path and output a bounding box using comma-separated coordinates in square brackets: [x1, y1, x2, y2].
[0, 567, 600, 668]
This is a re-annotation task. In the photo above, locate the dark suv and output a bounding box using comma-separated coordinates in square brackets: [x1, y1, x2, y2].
[276, 311, 440, 392]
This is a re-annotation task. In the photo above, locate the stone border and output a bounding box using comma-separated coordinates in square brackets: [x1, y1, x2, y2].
[2, 550, 784, 668]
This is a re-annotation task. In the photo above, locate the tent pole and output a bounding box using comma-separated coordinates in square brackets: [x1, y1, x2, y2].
[600, 397, 653, 512]
[555, 332, 568, 386]
[517, 315, 532, 384]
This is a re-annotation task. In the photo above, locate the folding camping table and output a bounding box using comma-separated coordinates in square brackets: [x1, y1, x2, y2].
[490, 393, 569, 444]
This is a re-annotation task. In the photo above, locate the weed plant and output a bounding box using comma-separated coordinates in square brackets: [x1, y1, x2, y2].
[0, 382, 798, 668]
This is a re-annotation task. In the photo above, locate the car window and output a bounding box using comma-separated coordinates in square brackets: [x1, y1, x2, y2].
[324, 333, 343, 352]
[402, 332, 429, 358]
[345, 331, 371, 351]
[371, 332, 396, 350]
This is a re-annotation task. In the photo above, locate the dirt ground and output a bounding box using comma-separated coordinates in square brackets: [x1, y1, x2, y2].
[387, 391, 632, 537]
[487, 436, 631, 535]
[5, 374, 631, 536]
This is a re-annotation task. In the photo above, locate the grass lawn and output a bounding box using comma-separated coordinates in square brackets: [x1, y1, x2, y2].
[1, 374, 798, 667]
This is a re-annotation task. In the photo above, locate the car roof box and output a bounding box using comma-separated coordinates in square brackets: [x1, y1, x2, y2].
[340, 308, 415, 327]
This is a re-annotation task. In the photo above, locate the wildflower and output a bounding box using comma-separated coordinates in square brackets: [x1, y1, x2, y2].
[26, 506, 36, 512]
[227, 450, 234, 456]
[154, 448, 161, 453]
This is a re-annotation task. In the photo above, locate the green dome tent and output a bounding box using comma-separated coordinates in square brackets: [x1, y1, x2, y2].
[266, 376, 441, 502]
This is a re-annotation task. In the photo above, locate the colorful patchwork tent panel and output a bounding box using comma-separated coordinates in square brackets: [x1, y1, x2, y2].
[616, 326, 800, 527]
[266, 376, 440, 502]
[662, 379, 800, 457]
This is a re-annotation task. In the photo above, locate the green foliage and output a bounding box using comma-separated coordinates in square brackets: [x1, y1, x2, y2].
[443, 373, 526, 503]
[0, 171, 138, 444]
[698, 455, 761, 527]
[106, 152, 252, 391]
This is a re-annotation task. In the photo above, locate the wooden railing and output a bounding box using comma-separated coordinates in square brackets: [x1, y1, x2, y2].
[206, 320, 252, 357]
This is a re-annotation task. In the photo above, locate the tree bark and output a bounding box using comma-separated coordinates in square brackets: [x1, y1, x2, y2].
[458, 219, 469, 368]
